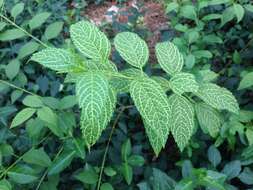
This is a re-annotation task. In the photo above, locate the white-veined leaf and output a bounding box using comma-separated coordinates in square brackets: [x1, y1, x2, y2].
[155, 41, 183, 76]
[168, 94, 194, 151]
[170, 72, 199, 95]
[151, 76, 170, 92]
[76, 72, 116, 147]
[31, 48, 80, 72]
[195, 103, 222, 137]
[70, 21, 111, 62]
[130, 77, 171, 156]
[114, 32, 149, 69]
[195, 83, 239, 114]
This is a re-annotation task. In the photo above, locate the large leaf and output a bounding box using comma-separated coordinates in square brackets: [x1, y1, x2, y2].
[130, 77, 171, 156]
[195, 103, 222, 137]
[168, 94, 195, 151]
[195, 83, 239, 114]
[114, 32, 149, 69]
[169, 72, 199, 95]
[76, 72, 116, 147]
[31, 48, 80, 72]
[155, 42, 183, 76]
[70, 21, 111, 62]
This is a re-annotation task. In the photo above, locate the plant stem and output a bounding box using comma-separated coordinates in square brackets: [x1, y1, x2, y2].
[0, 79, 39, 97]
[0, 14, 49, 48]
[96, 106, 132, 190]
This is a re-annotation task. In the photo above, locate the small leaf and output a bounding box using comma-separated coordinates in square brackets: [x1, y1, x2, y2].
[23, 148, 52, 167]
[101, 183, 114, 190]
[121, 139, 131, 162]
[22, 95, 43, 108]
[166, 2, 179, 13]
[128, 155, 145, 166]
[7, 165, 38, 184]
[238, 72, 253, 90]
[222, 160, 241, 180]
[59, 95, 77, 110]
[179, 5, 197, 20]
[195, 103, 222, 137]
[11, 3, 24, 19]
[0, 29, 26, 41]
[5, 59, 20, 80]
[207, 145, 221, 167]
[195, 83, 239, 114]
[0, 179, 12, 190]
[121, 163, 133, 185]
[244, 4, 253, 13]
[130, 77, 171, 156]
[221, 7, 235, 27]
[11, 108, 36, 128]
[185, 54, 195, 69]
[48, 150, 75, 175]
[74, 167, 98, 184]
[44, 21, 64, 40]
[233, 3, 245, 23]
[238, 167, 253, 185]
[114, 32, 149, 69]
[246, 128, 253, 146]
[168, 94, 195, 151]
[31, 48, 78, 72]
[18, 41, 40, 59]
[29, 12, 51, 30]
[70, 21, 111, 62]
[104, 167, 116, 177]
[155, 42, 183, 76]
[169, 72, 199, 95]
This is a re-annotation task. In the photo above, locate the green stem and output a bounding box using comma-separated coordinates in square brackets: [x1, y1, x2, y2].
[96, 106, 133, 190]
[0, 14, 49, 48]
[0, 79, 39, 97]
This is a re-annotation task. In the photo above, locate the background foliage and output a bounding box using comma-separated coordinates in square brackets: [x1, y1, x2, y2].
[0, 0, 253, 189]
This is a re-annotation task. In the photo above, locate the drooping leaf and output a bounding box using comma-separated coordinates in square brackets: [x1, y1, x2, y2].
[195, 103, 222, 137]
[114, 32, 149, 69]
[10, 108, 36, 128]
[70, 21, 111, 62]
[195, 83, 239, 114]
[155, 42, 183, 76]
[168, 94, 195, 151]
[130, 77, 171, 155]
[169, 72, 199, 95]
[31, 48, 80, 72]
[76, 72, 116, 147]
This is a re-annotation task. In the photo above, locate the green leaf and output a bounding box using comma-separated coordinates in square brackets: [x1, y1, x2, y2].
[195, 103, 222, 137]
[169, 72, 199, 95]
[128, 155, 145, 166]
[121, 139, 131, 162]
[246, 128, 253, 146]
[221, 7, 235, 27]
[23, 148, 52, 167]
[7, 165, 38, 184]
[22, 95, 43, 108]
[168, 94, 194, 151]
[222, 160, 241, 180]
[70, 21, 111, 62]
[0, 22, 7, 31]
[244, 4, 253, 13]
[166, 2, 179, 13]
[155, 42, 183, 76]
[151, 168, 176, 190]
[114, 32, 149, 69]
[238, 72, 253, 90]
[202, 34, 223, 44]
[18, 41, 40, 59]
[233, 3, 245, 23]
[11, 3, 24, 19]
[193, 50, 212, 59]
[48, 150, 75, 175]
[207, 145, 221, 167]
[185, 54, 195, 69]
[10, 108, 36, 128]
[77, 72, 116, 147]
[151, 76, 170, 92]
[37, 106, 63, 137]
[0, 29, 26, 41]
[44, 21, 64, 40]
[29, 12, 51, 30]
[238, 167, 253, 185]
[202, 14, 221, 21]
[59, 95, 77, 110]
[121, 163, 133, 185]
[5, 59, 20, 80]
[31, 48, 78, 72]
[101, 183, 114, 190]
[74, 167, 98, 184]
[130, 78, 171, 156]
[195, 83, 239, 114]
[0, 179, 12, 190]
[104, 167, 117, 177]
[179, 5, 197, 20]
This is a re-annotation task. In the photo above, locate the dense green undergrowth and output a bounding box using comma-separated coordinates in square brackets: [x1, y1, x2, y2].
[0, 0, 253, 190]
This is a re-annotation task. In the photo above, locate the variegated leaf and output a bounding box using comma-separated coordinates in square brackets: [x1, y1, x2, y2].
[168, 94, 195, 151]
[70, 21, 111, 62]
[130, 77, 171, 156]
[31, 48, 78, 72]
[170, 72, 199, 95]
[195, 83, 239, 114]
[155, 41, 183, 76]
[114, 32, 149, 69]
[76, 72, 116, 147]
[195, 103, 222, 137]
